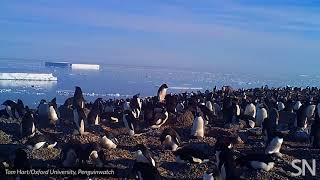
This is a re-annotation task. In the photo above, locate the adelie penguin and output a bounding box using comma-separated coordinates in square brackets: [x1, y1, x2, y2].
[87, 98, 104, 125]
[26, 133, 57, 150]
[73, 86, 85, 109]
[157, 84, 168, 103]
[100, 132, 118, 149]
[132, 162, 162, 180]
[60, 143, 83, 167]
[135, 144, 156, 167]
[174, 144, 209, 164]
[37, 98, 58, 127]
[151, 107, 169, 129]
[203, 163, 219, 180]
[236, 153, 276, 172]
[256, 103, 268, 127]
[2, 100, 19, 119]
[21, 108, 36, 138]
[214, 144, 240, 180]
[130, 94, 142, 119]
[191, 112, 205, 139]
[123, 109, 137, 136]
[310, 116, 320, 148]
[73, 105, 89, 135]
[79, 143, 105, 167]
[160, 128, 181, 151]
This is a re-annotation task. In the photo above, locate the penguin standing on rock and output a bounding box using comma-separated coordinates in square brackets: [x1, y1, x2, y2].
[87, 98, 103, 125]
[73, 86, 85, 109]
[123, 109, 137, 136]
[73, 105, 88, 135]
[135, 144, 156, 167]
[214, 144, 240, 180]
[160, 128, 181, 151]
[21, 108, 36, 138]
[48, 98, 59, 126]
[158, 84, 168, 103]
[191, 112, 205, 139]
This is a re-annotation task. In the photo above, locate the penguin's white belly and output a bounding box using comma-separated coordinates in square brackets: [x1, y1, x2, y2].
[49, 106, 58, 121]
[265, 137, 283, 154]
[245, 104, 256, 118]
[236, 104, 241, 116]
[256, 108, 267, 127]
[250, 161, 274, 171]
[294, 101, 302, 111]
[306, 105, 316, 118]
[79, 119, 85, 134]
[33, 142, 46, 150]
[206, 101, 213, 112]
[95, 115, 99, 125]
[191, 117, 204, 137]
[5, 106, 13, 118]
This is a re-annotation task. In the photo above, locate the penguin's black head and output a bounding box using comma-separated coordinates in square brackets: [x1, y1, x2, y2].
[161, 84, 168, 89]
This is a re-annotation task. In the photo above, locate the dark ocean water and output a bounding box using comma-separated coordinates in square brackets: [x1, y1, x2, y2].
[0, 59, 319, 108]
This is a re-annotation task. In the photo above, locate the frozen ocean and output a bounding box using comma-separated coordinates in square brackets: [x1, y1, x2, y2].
[0, 59, 319, 107]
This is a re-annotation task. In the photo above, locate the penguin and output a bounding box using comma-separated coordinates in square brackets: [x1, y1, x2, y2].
[277, 101, 285, 111]
[100, 133, 118, 149]
[14, 148, 31, 169]
[223, 96, 234, 124]
[151, 107, 169, 129]
[132, 162, 162, 180]
[199, 104, 216, 125]
[206, 100, 214, 112]
[16, 99, 26, 118]
[310, 117, 320, 148]
[264, 131, 284, 157]
[48, 98, 59, 126]
[130, 94, 142, 119]
[256, 103, 268, 127]
[176, 101, 185, 114]
[37, 99, 49, 119]
[2, 100, 17, 119]
[203, 163, 219, 180]
[214, 145, 240, 180]
[73, 86, 85, 108]
[157, 84, 168, 103]
[80, 143, 104, 167]
[236, 153, 276, 172]
[174, 145, 209, 164]
[295, 103, 308, 129]
[87, 98, 103, 125]
[123, 109, 136, 136]
[73, 105, 88, 135]
[160, 128, 181, 151]
[191, 112, 204, 138]
[21, 109, 36, 138]
[58, 97, 73, 124]
[26, 134, 57, 150]
[135, 144, 156, 167]
[293, 100, 302, 111]
[244, 102, 256, 118]
[60, 144, 82, 167]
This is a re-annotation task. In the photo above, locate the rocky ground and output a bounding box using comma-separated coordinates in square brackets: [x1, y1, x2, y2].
[0, 111, 319, 180]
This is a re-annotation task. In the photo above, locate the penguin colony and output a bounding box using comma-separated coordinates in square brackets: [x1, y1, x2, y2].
[0, 85, 320, 179]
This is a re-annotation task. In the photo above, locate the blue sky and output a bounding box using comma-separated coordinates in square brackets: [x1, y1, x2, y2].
[0, 0, 320, 73]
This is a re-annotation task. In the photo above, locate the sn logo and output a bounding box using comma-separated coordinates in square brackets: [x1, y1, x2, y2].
[291, 159, 316, 177]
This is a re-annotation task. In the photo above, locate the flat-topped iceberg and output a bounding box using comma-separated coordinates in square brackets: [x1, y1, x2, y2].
[0, 73, 57, 81]
[71, 64, 100, 70]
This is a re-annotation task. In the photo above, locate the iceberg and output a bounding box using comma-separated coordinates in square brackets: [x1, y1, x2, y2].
[45, 62, 71, 68]
[71, 64, 100, 70]
[0, 73, 58, 81]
